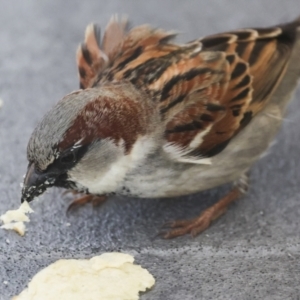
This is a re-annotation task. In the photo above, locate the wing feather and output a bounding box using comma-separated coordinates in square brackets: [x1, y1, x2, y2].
[161, 20, 299, 162]
[76, 16, 300, 163]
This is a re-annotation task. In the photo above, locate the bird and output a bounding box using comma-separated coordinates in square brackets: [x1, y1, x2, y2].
[21, 15, 300, 238]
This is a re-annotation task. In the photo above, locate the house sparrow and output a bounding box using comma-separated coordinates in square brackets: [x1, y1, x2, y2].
[21, 16, 300, 238]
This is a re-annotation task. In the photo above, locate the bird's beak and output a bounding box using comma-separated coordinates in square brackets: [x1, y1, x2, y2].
[21, 163, 55, 203]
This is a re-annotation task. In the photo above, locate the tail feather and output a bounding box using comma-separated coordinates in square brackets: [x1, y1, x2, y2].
[76, 16, 129, 89]
[268, 20, 300, 108]
[295, 15, 300, 25]
[76, 24, 108, 89]
[278, 15, 300, 44]
[102, 15, 129, 60]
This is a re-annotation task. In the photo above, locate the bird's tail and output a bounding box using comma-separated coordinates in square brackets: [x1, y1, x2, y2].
[271, 15, 300, 108]
[76, 16, 129, 90]
[284, 15, 300, 29]
[294, 15, 300, 25]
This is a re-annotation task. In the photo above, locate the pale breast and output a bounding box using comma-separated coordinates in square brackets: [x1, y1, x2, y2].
[120, 102, 284, 198]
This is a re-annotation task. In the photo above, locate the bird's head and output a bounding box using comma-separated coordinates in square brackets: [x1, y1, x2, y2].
[21, 83, 160, 203]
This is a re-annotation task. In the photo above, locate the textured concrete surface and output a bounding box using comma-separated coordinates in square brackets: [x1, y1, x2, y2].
[0, 1, 300, 299]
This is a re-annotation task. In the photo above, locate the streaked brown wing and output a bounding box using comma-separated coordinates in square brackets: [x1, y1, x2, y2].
[161, 22, 298, 162]
[191, 24, 295, 158]
[77, 17, 299, 162]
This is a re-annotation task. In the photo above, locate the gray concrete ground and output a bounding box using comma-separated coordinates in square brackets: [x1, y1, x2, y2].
[0, 1, 300, 299]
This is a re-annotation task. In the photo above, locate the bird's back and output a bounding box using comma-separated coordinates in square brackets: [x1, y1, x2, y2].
[77, 17, 300, 164]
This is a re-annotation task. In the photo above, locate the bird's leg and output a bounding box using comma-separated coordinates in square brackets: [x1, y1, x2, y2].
[163, 173, 249, 239]
[66, 193, 107, 212]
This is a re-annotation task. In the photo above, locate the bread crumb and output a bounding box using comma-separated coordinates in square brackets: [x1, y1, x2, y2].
[0, 201, 33, 236]
[0, 201, 33, 224]
[13, 252, 155, 300]
[1, 222, 26, 236]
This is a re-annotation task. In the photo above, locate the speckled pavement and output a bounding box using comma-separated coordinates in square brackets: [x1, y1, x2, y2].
[0, 1, 300, 299]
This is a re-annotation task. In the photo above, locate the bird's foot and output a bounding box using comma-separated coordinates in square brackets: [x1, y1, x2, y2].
[66, 193, 107, 212]
[162, 187, 241, 238]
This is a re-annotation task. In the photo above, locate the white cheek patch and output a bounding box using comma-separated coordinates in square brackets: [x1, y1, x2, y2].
[69, 135, 158, 195]
[82, 154, 134, 194]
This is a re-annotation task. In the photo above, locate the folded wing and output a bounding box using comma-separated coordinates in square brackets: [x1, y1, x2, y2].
[76, 17, 300, 164]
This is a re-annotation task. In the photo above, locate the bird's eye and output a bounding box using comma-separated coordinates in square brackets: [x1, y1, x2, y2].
[60, 151, 76, 164]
